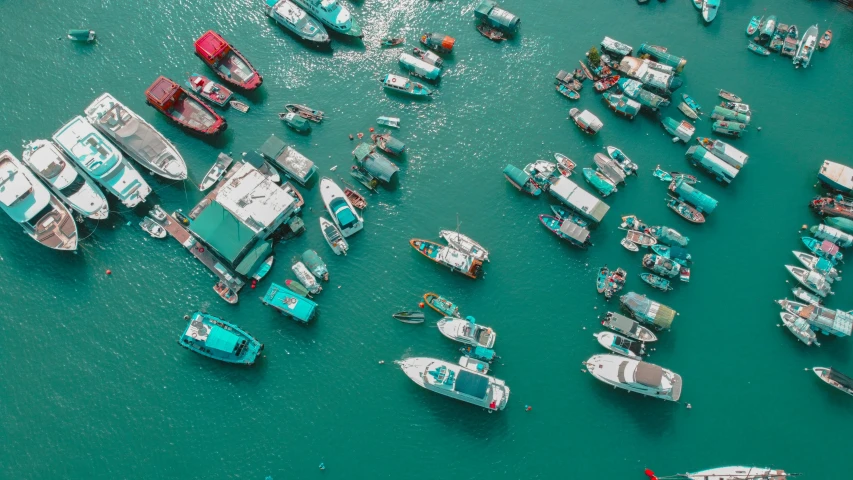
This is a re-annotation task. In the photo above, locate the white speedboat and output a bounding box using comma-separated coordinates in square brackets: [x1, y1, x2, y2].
[139, 216, 167, 238]
[437, 317, 496, 348]
[785, 265, 832, 298]
[792, 251, 841, 282]
[813, 367, 853, 396]
[292, 261, 322, 294]
[320, 177, 363, 237]
[685, 466, 792, 479]
[52, 116, 151, 208]
[594, 331, 645, 360]
[702, 0, 720, 23]
[21, 139, 109, 220]
[780, 312, 819, 346]
[583, 354, 682, 402]
[601, 312, 658, 342]
[84, 93, 187, 181]
[794, 24, 818, 68]
[291, 0, 362, 38]
[265, 0, 330, 46]
[439, 230, 490, 262]
[400, 357, 510, 411]
[319, 217, 348, 255]
[0, 150, 78, 251]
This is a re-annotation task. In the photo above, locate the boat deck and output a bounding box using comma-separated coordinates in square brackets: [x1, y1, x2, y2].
[172, 96, 217, 131]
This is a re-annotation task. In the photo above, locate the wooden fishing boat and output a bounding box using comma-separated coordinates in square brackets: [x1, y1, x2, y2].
[145, 76, 227, 135]
[670, 172, 698, 184]
[625, 230, 657, 247]
[393, 311, 425, 324]
[423, 292, 461, 317]
[213, 281, 238, 304]
[601, 311, 658, 343]
[640, 273, 673, 292]
[343, 186, 367, 209]
[550, 205, 590, 228]
[539, 214, 591, 249]
[819, 30, 832, 49]
[409, 239, 483, 279]
[194, 30, 262, 90]
[381, 74, 432, 97]
[678, 102, 699, 120]
[554, 153, 576, 176]
[666, 196, 705, 224]
[746, 15, 763, 36]
[230, 100, 249, 113]
[186, 74, 233, 107]
[284, 279, 311, 297]
[653, 165, 673, 182]
[350, 166, 378, 191]
[381, 37, 404, 47]
[199, 153, 233, 191]
[747, 42, 771, 56]
[596, 267, 627, 300]
[593, 75, 620, 92]
[569, 108, 603, 135]
[717, 89, 742, 103]
[556, 84, 580, 100]
[292, 262, 322, 295]
[813, 367, 853, 396]
[285, 104, 324, 122]
[579, 60, 594, 80]
[476, 24, 505, 42]
[621, 238, 639, 252]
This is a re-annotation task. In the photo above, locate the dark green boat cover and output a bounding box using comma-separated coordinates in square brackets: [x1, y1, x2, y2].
[353, 143, 398, 183]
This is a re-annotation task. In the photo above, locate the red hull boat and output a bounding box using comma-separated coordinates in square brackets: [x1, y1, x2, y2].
[194, 30, 263, 90]
[145, 76, 226, 135]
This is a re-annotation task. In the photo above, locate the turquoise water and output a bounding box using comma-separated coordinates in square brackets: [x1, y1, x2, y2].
[2, 0, 853, 478]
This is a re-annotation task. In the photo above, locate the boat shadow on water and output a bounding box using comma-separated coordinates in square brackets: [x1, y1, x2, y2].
[586, 380, 679, 436]
[238, 86, 269, 105]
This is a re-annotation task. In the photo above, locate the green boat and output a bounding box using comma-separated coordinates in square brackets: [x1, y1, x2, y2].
[747, 15, 763, 36]
[747, 42, 770, 56]
[712, 120, 747, 138]
[682, 94, 702, 113]
[640, 273, 673, 292]
[711, 106, 750, 124]
[653, 165, 673, 182]
[262, 282, 319, 323]
[284, 279, 311, 297]
[424, 292, 461, 317]
[279, 112, 311, 133]
[302, 250, 329, 281]
[826, 217, 853, 235]
[179, 312, 263, 365]
[503, 164, 542, 197]
[539, 214, 591, 249]
[620, 291, 676, 330]
[582, 168, 617, 197]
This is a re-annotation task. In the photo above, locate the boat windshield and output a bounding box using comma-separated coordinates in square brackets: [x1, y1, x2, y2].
[320, 0, 339, 12]
[331, 198, 357, 228]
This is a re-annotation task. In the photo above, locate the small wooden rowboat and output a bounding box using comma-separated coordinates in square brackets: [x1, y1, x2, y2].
[819, 30, 832, 49]
[381, 37, 404, 48]
[717, 89, 742, 103]
[579, 60, 595, 80]
[625, 230, 657, 247]
[230, 100, 249, 113]
[344, 186, 367, 209]
[392, 311, 425, 324]
[621, 238, 639, 252]
[666, 196, 705, 224]
[477, 24, 506, 42]
[213, 281, 238, 304]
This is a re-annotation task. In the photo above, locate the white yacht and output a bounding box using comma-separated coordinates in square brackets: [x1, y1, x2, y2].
[437, 317, 496, 348]
[785, 265, 832, 298]
[320, 177, 362, 237]
[84, 93, 187, 181]
[21, 140, 109, 220]
[0, 150, 78, 251]
[685, 466, 792, 479]
[52, 116, 151, 208]
[794, 24, 818, 68]
[779, 312, 819, 346]
[439, 230, 490, 262]
[400, 357, 510, 411]
[584, 354, 682, 402]
[291, 0, 362, 38]
[265, 0, 330, 46]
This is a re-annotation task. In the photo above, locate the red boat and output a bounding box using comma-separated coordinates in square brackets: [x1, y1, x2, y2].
[594, 75, 620, 92]
[187, 74, 233, 107]
[812, 196, 853, 220]
[194, 30, 262, 90]
[145, 76, 226, 135]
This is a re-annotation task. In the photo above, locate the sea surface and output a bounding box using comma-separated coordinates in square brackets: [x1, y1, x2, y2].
[2, 1, 853, 478]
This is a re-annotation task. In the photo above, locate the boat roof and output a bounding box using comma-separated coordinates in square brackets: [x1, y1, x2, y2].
[145, 76, 181, 106]
[455, 369, 489, 399]
[260, 135, 316, 182]
[263, 283, 317, 320]
[190, 201, 257, 263]
[621, 292, 675, 328]
[352, 142, 373, 162]
[205, 326, 240, 354]
[549, 176, 610, 223]
[194, 30, 230, 61]
[503, 164, 530, 186]
[635, 362, 664, 388]
[0, 151, 50, 221]
[828, 368, 853, 390]
[819, 160, 853, 191]
[607, 312, 636, 331]
[558, 220, 590, 244]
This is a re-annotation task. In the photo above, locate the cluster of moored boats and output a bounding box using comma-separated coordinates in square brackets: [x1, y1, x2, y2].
[745, 13, 830, 68]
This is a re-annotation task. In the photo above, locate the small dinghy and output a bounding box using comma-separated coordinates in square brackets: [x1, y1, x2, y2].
[556, 84, 580, 100]
[717, 89, 743, 103]
[554, 152, 577, 176]
[596, 267, 610, 294]
[625, 230, 657, 247]
[666, 197, 705, 224]
[792, 287, 822, 306]
[285, 104, 324, 123]
[187, 74, 233, 107]
[380, 37, 405, 47]
[251, 256, 274, 282]
[747, 42, 771, 56]
[293, 261, 322, 295]
[594, 331, 645, 360]
[640, 272, 673, 292]
[377, 116, 401, 128]
[476, 24, 506, 42]
[199, 153, 233, 191]
[393, 311, 425, 324]
[780, 312, 820, 346]
[606, 146, 638, 175]
[320, 217, 348, 256]
[678, 102, 699, 120]
[621, 238, 639, 252]
[213, 281, 238, 304]
[785, 265, 832, 298]
[601, 311, 657, 342]
[653, 165, 673, 182]
[746, 15, 763, 36]
[230, 100, 249, 113]
[670, 172, 699, 184]
[302, 250, 329, 281]
[139, 217, 167, 238]
[550, 205, 590, 228]
[149, 205, 167, 222]
[819, 30, 832, 49]
[583, 168, 617, 197]
[423, 292, 461, 317]
[284, 279, 311, 297]
[68, 29, 96, 42]
[343, 186, 367, 209]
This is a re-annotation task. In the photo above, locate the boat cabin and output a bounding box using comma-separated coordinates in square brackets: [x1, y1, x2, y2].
[474, 0, 520, 33]
[686, 146, 738, 184]
[194, 30, 262, 90]
[399, 53, 441, 81]
[671, 178, 718, 213]
[262, 282, 318, 323]
[352, 142, 398, 183]
[549, 176, 610, 223]
[559, 219, 590, 246]
[818, 160, 853, 195]
[145, 76, 184, 111]
[259, 134, 317, 185]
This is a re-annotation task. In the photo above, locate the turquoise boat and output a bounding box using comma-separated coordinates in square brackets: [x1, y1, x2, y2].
[646, 225, 689, 247]
[640, 273, 673, 292]
[747, 42, 770, 56]
[711, 106, 750, 124]
[712, 120, 747, 138]
[549, 205, 590, 228]
[460, 345, 497, 363]
[601, 92, 640, 119]
[682, 94, 701, 113]
[424, 292, 461, 317]
[302, 249, 329, 281]
[596, 266, 609, 294]
[582, 168, 617, 197]
[371, 133, 406, 156]
[653, 165, 673, 182]
[617, 78, 670, 110]
[279, 112, 311, 133]
[474, 0, 520, 33]
[251, 256, 274, 282]
[285, 279, 311, 297]
[638, 44, 687, 73]
[503, 164, 542, 197]
[539, 214, 591, 249]
[398, 53, 441, 82]
[262, 282, 319, 323]
[651, 244, 692, 266]
[759, 15, 777, 43]
[382, 74, 432, 97]
[179, 312, 263, 365]
[826, 217, 853, 235]
[747, 16, 763, 36]
[802, 237, 843, 265]
[671, 177, 718, 213]
[557, 84, 580, 100]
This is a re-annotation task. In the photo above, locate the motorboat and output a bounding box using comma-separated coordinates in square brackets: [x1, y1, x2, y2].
[583, 354, 682, 401]
[437, 316, 496, 348]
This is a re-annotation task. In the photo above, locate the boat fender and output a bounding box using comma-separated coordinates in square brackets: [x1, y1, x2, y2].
[198, 246, 204, 253]
[418, 302, 425, 308]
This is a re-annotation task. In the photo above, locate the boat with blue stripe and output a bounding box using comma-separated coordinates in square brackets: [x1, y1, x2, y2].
[179, 312, 264, 365]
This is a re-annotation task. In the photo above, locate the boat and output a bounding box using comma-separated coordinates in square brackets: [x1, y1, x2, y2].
[412, 47, 444, 68]
[712, 120, 746, 138]
[193, 30, 262, 90]
[646, 225, 688, 247]
[621, 291, 676, 330]
[601, 312, 658, 342]
[503, 164, 542, 197]
[717, 89, 742, 103]
[0, 151, 78, 250]
[617, 78, 670, 111]
[826, 216, 853, 233]
[350, 166, 378, 191]
[265, 0, 330, 46]
[746, 15, 763, 36]
[186, 74, 232, 107]
[179, 312, 263, 365]
[781, 25, 799, 57]
[621, 238, 639, 252]
[556, 84, 580, 100]
[682, 467, 792, 480]
[399, 357, 510, 411]
[343, 184, 367, 209]
[802, 237, 843, 265]
[251, 256, 274, 282]
[722, 101, 751, 115]
[302, 249, 329, 281]
[438, 316, 496, 348]
[597, 267, 626, 300]
[685, 146, 738, 184]
[320, 177, 363, 237]
[381, 74, 431, 97]
[785, 265, 832, 297]
[52, 116, 152, 208]
[770, 23, 788, 52]
[670, 177, 717, 213]
[583, 354, 682, 401]
[555, 70, 583, 91]
[691, 0, 702, 10]
[678, 102, 699, 120]
[263, 282, 318, 322]
[702, 0, 719, 23]
[371, 133, 406, 156]
[660, 117, 695, 143]
[283, 104, 324, 123]
[198, 153, 233, 191]
[278, 112, 311, 133]
[624, 230, 656, 247]
[554, 153, 577, 176]
[549, 176, 610, 224]
[292, 261, 322, 294]
[792, 251, 841, 281]
[399, 53, 442, 82]
[594, 332, 645, 360]
[145, 76, 226, 135]
[652, 244, 692, 266]
[393, 311, 425, 324]
[474, 0, 520, 33]
[352, 143, 398, 184]
[213, 281, 238, 304]
[230, 100, 249, 113]
[615, 56, 681, 94]
[476, 24, 505, 42]
[653, 165, 673, 182]
[711, 106, 750, 125]
[601, 92, 640, 119]
[582, 168, 617, 197]
[539, 214, 591, 249]
[639, 273, 673, 292]
[550, 205, 590, 228]
[819, 30, 832, 49]
[813, 367, 853, 396]
[419, 32, 455, 54]
[810, 224, 853, 247]
[377, 116, 401, 129]
[410, 239, 483, 279]
[291, 0, 362, 37]
[568, 108, 603, 135]
[423, 292, 461, 317]
[776, 298, 853, 337]
[606, 147, 637, 175]
[459, 345, 497, 364]
[643, 254, 681, 278]
[637, 43, 687, 73]
[780, 312, 819, 346]
[84, 93, 188, 181]
[818, 160, 853, 195]
[284, 278, 311, 297]
[812, 196, 853, 222]
[600, 36, 633, 57]
[440, 230, 490, 262]
[593, 75, 620, 92]
[666, 197, 704, 223]
[245, 146, 286, 184]
[578, 60, 594, 80]
[596, 266, 610, 294]
[758, 15, 778, 43]
[696, 137, 748, 169]
[794, 24, 819, 68]
[381, 37, 404, 47]
[139, 217, 166, 238]
[20, 140, 109, 220]
[792, 287, 822, 306]
[68, 29, 96, 42]
[319, 217, 348, 255]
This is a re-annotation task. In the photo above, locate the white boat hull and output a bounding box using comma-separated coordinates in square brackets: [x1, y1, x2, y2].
[320, 177, 363, 237]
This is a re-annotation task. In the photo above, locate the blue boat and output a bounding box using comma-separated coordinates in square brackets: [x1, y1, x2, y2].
[503, 164, 542, 197]
[802, 237, 843, 265]
[460, 344, 497, 363]
[582, 168, 617, 197]
[671, 177, 718, 213]
[179, 312, 264, 365]
[682, 94, 701, 113]
[539, 214, 591, 249]
[251, 256, 274, 282]
[262, 283, 319, 323]
[549, 205, 590, 228]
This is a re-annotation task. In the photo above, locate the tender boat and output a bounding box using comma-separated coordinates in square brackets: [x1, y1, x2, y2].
[179, 312, 262, 365]
[802, 237, 843, 265]
[381, 74, 432, 97]
[343, 183, 367, 209]
[556, 84, 580, 100]
[198, 153, 233, 191]
[291, 0, 363, 38]
[717, 89, 742, 103]
[263, 282, 318, 321]
[292, 261, 322, 294]
[679, 94, 702, 115]
[377, 116, 401, 128]
[20, 140, 109, 220]
[813, 367, 853, 396]
[554, 153, 577, 176]
[420, 32, 455, 54]
[819, 30, 832, 49]
[569, 108, 603, 135]
[605, 146, 638, 175]
[810, 224, 853, 247]
[279, 112, 311, 133]
[68, 29, 96, 42]
[440, 230, 490, 262]
[678, 102, 699, 119]
[423, 292, 461, 317]
[794, 24, 818, 68]
[785, 265, 832, 297]
[583, 168, 617, 197]
[666, 197, 705, 224]
[412, 47, 444, 68]
[213, 281, 238, 304]
[621, 238, 639, 252]
[578, 60, 594, 80]
[643, 254, 681, 278]
[251, 256, 274, 282]
[264, 0, 330, 46]
[139, 217, 166, 238]
[302, 249, 329, 281]
[0, 151, 78, 250]
[84, 92, 188, 181]
[438, 316, 496, 348]
[593, 153, 626, 184]
[539, 214, 591, 249]
[371, 133, 406, 156]
[145, 76, 226, 135]
[792, 251, 841, 282]
[393, 311, 424, 324]
[594, 331, 645, 360]
[780, 312, 819, 346]
[702, 0, 719, 23]
[194, 30, 262, 90]
[601, 312, 658, 342]
[476, 24, 505, 42]
[410, 239, 483, 279]
[52, 116, 152, 208]
[320, 177, 363, 237]
[285, 104, 325, 122]
[624, 230, 656, 247]
[503, 164, 542, 196]
[653, 165, 673, 182]
[640, 272, 673, 292]
[186, 74, 232, 107]
[746, 15, 763, 36]
[682, 467, 792, 480]
[583, 354, 682, 402]
[399, 357, 510, 411]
